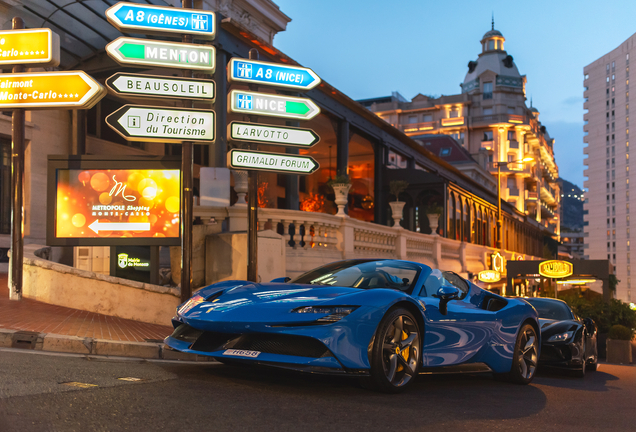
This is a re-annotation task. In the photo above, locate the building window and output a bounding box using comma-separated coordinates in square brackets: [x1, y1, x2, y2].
[423, 114, 433, 122]
[483, 108, 493, 115]
[440, 147, 451, 157]
[387, 150, 408, 169]
[483, 131, 493, 141]
[507, 107, 515, 114]
[408, 115, 418, 124]
[483, 82, 493, 100]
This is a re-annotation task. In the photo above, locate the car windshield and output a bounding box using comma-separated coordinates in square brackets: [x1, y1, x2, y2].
[290, 260, 421, 293]
[525, 298, 573, 321]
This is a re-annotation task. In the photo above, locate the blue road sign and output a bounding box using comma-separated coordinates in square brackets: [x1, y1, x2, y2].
[228, 58, 321, 91]
[106, 2, 215, 39]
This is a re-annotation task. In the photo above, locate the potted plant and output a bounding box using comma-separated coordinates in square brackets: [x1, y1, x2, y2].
[425, 203, 444, 236]
[606, 324, 633, 364]
[328, 173, 351, 217]
[389, 180, 409, 228]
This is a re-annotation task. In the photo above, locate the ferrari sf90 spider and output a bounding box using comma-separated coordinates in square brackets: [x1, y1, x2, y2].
[165, 259, 540, 392]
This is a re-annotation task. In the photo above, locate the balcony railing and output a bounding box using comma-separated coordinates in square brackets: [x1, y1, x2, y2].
[401, 121, 437, 134]
[525, 191, 538, 201]
[441, 117, 465, 127]
[472, 114, 528, 126]
[193, 205, 543, 281]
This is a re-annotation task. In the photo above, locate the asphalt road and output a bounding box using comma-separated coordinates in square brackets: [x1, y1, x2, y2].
[0, 348, 632, 432]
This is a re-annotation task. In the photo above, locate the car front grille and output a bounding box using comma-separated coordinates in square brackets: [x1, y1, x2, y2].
[180, 328, 333, 359]
[227, 333, 332, 358]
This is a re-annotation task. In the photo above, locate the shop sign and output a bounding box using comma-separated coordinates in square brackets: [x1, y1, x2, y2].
[228, 58, 321, 91]
[228, 149, 319, 175]
[228, 90, 320, 120]
[106, 105, 215, 143]
[539, 260, 573, 279]
[0, 71, 105, 110]
[478, 270, 501, 283]
[228, 122, 319, 147]
[491, 252, 506, 274]
[0, 28, 60, 66]
[106, 37, 215, 72]
[106, 2, 215, 39]
[106, 73, 214, 101]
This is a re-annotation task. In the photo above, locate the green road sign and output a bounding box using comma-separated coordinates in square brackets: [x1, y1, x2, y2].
[228, 149, 319, 175]
[106, 105, 215, 143]
[228, 90, 320, 120]
[106, 37, 215, 72]
[106, 73, 214, 101]
[228, 122, 319, 148]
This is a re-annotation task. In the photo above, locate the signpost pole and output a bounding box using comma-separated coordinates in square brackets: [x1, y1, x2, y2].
[247, 48, 259, 283]
[9, 17, 24, 301]
[180, 0, 194, 303]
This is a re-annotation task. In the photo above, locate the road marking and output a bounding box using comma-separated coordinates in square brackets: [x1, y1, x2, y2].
[60, 381, 98, 388]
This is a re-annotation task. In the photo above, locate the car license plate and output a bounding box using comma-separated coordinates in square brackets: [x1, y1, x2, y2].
[223, 349, 260, 358]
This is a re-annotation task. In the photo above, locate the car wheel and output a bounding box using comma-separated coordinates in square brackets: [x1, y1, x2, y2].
[507, 323, 539, 384]
[574, 340, 586, 378]
[364, 307, 421, 393]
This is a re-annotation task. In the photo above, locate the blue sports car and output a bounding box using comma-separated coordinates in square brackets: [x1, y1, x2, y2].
[165, 259, 540, 392]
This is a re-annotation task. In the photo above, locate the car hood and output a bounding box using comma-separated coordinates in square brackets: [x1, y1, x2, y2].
[178, 282, 374, 326]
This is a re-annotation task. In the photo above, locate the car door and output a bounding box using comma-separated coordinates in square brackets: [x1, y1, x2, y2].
[418, 271, 499, 367]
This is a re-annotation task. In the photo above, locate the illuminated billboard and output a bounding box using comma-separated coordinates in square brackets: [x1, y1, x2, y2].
[47, 156, 180, 246]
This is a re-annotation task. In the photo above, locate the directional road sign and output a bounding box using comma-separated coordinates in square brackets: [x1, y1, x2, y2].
[228, 58, 321, 91]
[88, 220, 150, 234]
[228, 90, 319, 121]
[106, 2, 215, 39]
[228, 149, 319, 175]
[0, 28, 60, 66]
[228, 122, 319, 148]
[0, 71, 105, 109]
[106, 105, 215, 143]
[106, 73, 214, 101]
[106, 37, 215, 72]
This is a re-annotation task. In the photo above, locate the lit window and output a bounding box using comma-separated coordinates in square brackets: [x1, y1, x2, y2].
[387, 150, 408, 169]
[440, 148, 451, 157]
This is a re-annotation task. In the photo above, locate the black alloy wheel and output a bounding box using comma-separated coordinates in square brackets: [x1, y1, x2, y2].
[364, 307, 421, 393]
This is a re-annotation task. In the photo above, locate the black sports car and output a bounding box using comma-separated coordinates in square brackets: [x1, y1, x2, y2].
[523, 297, 598, 377]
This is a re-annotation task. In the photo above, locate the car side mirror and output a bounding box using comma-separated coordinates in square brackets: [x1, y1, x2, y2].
[583, 317, 596, 334]
[270, 277, 291, 283]
[437, 285, 460, 315]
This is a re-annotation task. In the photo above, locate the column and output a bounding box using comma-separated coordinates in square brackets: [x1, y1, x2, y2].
[337, 119, 349, 176]
[374, 141, 385, 224]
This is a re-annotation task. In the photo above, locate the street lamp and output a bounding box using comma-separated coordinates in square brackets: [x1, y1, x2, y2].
[494, 156, 534, 250]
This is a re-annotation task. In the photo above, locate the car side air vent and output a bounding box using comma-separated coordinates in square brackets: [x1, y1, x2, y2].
[484, 297, 508, 312]
[204, 290, 224, 302]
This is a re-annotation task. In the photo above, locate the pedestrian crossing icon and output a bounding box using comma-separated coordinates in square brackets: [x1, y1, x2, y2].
[191, 14, 208, 31]
[236, 62, 252, 79]
[237, 94, 253, 110]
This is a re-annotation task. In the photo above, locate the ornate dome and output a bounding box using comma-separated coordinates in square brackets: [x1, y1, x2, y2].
[482, 29, 503, 40]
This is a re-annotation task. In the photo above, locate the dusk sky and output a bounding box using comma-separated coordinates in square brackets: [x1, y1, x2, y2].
[272, 0, 636, 188]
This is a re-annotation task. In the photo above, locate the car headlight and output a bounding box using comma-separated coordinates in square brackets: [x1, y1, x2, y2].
[292, 306, 359, 322]
[548, 331, 574, 343]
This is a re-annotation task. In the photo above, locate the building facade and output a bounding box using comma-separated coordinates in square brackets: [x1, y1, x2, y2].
[583, 32, 636, 302]
[362, 26, 561, 242]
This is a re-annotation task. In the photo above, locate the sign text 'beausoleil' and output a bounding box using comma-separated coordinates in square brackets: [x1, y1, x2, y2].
[106, 73, 214, 101]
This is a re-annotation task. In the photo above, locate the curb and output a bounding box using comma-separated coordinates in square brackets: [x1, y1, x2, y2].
[0, 327, 214, 362]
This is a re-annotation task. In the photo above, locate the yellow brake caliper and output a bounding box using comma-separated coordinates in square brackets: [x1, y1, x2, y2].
[396, 330, 410, 372]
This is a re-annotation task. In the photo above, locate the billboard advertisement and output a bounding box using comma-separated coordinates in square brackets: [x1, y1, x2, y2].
[47, 156, 180, 246]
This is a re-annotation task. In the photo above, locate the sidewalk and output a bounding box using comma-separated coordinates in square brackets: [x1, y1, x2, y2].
[0, 274, 172, 343]
[0, 274, 212, 361]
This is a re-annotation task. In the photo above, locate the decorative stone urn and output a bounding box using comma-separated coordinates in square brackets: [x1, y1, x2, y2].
[332, 184, 351, 217]
[233, 170, 248, 206]
[427, 213, 440, 235]
[389, 201, 406, 228]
